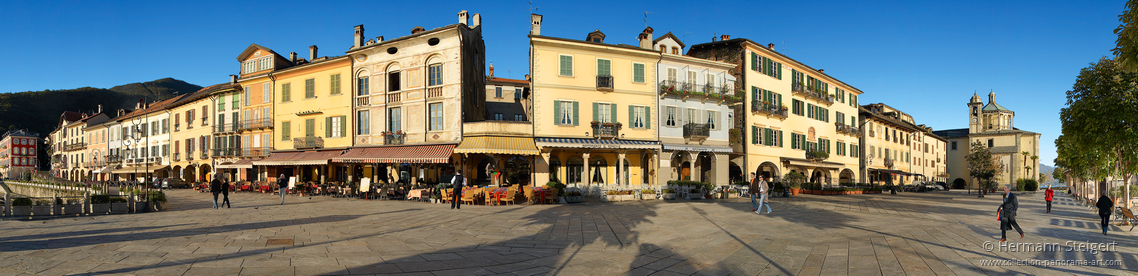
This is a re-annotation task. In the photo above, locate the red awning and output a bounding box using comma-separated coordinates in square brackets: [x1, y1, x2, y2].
[252, 150, 344, 166]
[332, 144, 455, 164]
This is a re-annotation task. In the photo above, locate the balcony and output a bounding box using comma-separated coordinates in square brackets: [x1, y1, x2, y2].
[836, 124, 861, 136]
[884, 158, 895, 169]
[596, 75, 614, 91]
[427, 86, 443, 98]
[683, 123, 710, 141]
[212, 148, 239, 157]
[293, 136, 325, 149]
[173, 153, 180, 161]
[243, 147, 272, 157]
[658, 80, 742, 104]
[751, 101, 788, 118]
[387, 92, 402, 103]
[213, 123, 239, 134]
[240, 118, 274, 131]
[383, 132, 404, 145]
[200, 152, 208, 160]
[805, 151, 829, 162]
[64, 142, 86, 151]
[791, 83, 835, 105]
[591, 123, 620, 139]
[356, 96, 370, 107]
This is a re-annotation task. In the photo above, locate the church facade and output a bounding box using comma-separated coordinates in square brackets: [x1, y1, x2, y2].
[934, 91, 1041, 190]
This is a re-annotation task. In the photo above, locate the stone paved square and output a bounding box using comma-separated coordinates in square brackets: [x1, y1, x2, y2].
[1, 189, 1135, 275]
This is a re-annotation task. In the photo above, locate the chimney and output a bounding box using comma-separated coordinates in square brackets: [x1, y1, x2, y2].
[289, 52, 297, 63]
[411, 26, 425, 34]
[97, 104, 102, 113]
[720, 34, 730, 41]
[525, 74, 530, 81]
[818, 69, 825, 73]
[376, 36, 384, 43]
[768, 43, 774, 49]
[230, 74, 237, 84]
[530, 14, 543, 36]
[638, 26, 654, 49]
[488, 62, 494, 78]
[354, 25, 364, 49]
[137, 99, 144, 110]
[472, 13, 481, 28]
[458, 10, 469, 25]
[712, 37, 717, 42]
[309, 45, 318, 61]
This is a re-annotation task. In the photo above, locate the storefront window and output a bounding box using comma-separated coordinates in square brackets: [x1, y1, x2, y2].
[566, 157, 583, 184]
[549, 157, 561, 183]
[591, 158, 607, 184]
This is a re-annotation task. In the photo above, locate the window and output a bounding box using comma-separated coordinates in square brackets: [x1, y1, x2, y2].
[596, 103, 612, 123]
[358, 76, 369, 96]
[556, 100, 577, 125]
[305, 78, 315, 98]
[687, 71, 697, 85]
[281, 83, 291, 102]
[596, 59, 611, 76]
[631, 106, 646, 128]
[951, 141, 957, 150]
[494, 113, 503, 120]
[388, 71, 401, 91]
[330, 74, 341, 95]
[514, 114, 524, 121]
[258, 56, 271, 71]
[242, 60, 255, 74]
[665, 106, 676, 127]
[263, 83, 271, 103]
[281, 121, 290, 140]
[357, 110, 369, 135]
[792, 99, 804, 116]
[687, 108, 698, 126]
[706, 110, 717, 129]
[515, 88, 522, 100]
[329, 116, 343, 138]
[305, 119, 315, 137]
[633, 63, 645, 83]
[428, 63, 443, 86]
[495, 87, 502, 98]
[667, 68, 677, 82]
[429, 103, 443, 130]
[559, 55, 573, 76]
[219, 94, 226, 111]
[389, 107, 401, 132]
[987, 139, 994, 148]
[243, 87, 250, 106]
[671, 47, 678, 54]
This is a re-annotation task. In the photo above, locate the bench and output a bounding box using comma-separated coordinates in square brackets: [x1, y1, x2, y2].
[1120, 208, 1137, 231]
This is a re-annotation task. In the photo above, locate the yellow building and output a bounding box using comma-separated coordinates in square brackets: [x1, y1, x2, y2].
[529, 14, 660, 187]
[689, 37, 863, 184]
[935, 91, 1040, 190]
[859, 103, 946, 185]
[169, 83, 229, 183]
[253, 52, 353, 183]
[222, 44, 292, 182]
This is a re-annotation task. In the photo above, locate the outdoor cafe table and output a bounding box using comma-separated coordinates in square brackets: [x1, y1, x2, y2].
[408, 189, 429, 200]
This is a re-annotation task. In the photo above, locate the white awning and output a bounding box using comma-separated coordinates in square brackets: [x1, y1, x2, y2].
[662, 144, 734, 153]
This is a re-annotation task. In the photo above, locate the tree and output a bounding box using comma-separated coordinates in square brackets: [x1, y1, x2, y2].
[967, 141, 1004, 192]
[1052, 166, 1066, 184]
[1058, 57, 1138, 208]
[1114, 0, 1138, 71]
[1039, 172, 1049, 186]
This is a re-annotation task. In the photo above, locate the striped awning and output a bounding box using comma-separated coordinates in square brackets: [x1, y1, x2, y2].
[535, 137, 659, 150]
[453, 136, 539, 155]
[332, 144, 455, 164]
[252, 150, 343, 166]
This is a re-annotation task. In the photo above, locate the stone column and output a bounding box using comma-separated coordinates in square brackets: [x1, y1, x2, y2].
[653, 150, 660, 187]
[689, 152, 697, 183]
[4, 193, 10, 216]
[617, 151, 626, 187]
[582, 151, 590, 186]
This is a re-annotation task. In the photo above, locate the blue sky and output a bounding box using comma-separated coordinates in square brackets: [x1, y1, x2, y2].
[0, 0, 1124, 166]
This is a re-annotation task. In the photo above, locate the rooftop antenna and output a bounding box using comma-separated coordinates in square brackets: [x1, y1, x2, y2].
[782, 41, 786, 54]
[644, 11, 654, 28]
[528, 1, 538, 13]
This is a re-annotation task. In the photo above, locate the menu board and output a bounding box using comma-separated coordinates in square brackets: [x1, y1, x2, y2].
[360, 177, 372, 192]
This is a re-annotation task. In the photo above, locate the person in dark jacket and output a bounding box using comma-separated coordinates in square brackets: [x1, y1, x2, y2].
[451, 170, 466, 210]
[998, 185, 1023, 241]
[210, 174, 223, 209]
[1044, 185, 1054, 213]
[277, 174, 288, 205]
[220, 175, 231, 208]
[1096, 191, 1114, 235]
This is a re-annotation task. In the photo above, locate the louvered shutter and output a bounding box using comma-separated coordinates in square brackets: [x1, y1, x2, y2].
[645, 106, 650, 129]
[572, 101, 579, 126]
[326, 117, 333, 137]
[751, 126, 758, 144]
[610, 104, 617, 125]
[553, 101, 561, 125]
[628, 106, 634, 128]
[592, 102, 599, 123]
[339, 115, 347, 137]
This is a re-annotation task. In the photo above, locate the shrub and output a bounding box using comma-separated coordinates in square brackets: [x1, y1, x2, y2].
[12, 198, 32, 206]
[148, 191, 167, 202]
[545, 182, 566, 196]
[641, 189, 655, 194]
[91, 195, 111, 204]
[109, 197, 127, 203]
[662, 189, 676, 193]
[1024, 179, 1038, 191]
[566, 190, 583, 196]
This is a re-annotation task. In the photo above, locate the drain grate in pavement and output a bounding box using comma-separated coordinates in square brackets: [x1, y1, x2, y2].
[267, 239, 294, 245]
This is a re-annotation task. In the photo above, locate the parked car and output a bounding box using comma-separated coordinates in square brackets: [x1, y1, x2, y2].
[162, 178, 189, 189]
[935, 182, 950, 191]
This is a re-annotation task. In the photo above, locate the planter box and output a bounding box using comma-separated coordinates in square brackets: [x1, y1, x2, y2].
[134, 202, 149, 213]
[565, 196, 583, 203]
[621, 194, 636, 201]
[688, 193, 705, 199]
[110, 202, 129, 214]
[641, 194, 657, 200]
[603, 195, 619, 202]
[91, 204, 109, 214]
[62, 204, 83, 215]
[32, 206, 52, 216]
[663, 193, 677, 200]
[151, 201, 166, 211]
[11, 206, 31, 216]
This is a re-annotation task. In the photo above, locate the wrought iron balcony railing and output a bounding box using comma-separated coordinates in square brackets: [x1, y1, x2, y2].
[213, 123, 239, 134]
[294, 136, 325, 149]
[836, 124, 862, 136]
[239, 118, 274, 131]
[658, 80, 741, 103]
[683, 123, 710, 140]
[243, 147, 272, 157]
[384, 133, 404, 145]
[596, 75, 614, 91]
[792, 83, 834, 105]
[592, 124, 620, 139]
[751, 101, 788, 117]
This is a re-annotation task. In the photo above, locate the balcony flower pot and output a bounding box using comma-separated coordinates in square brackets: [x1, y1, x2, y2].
[11, 206, 31, 216]
[110, 202, 129, 214]
[32, 205, 52, 216]
[91, 203, 109, 214]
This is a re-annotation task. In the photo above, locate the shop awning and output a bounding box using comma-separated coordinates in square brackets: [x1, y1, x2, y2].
[332, 144, 456, 164]
[216, 160, 255, 169]
[94, 166, 114, 174]
[454, 136, 539, 155]
[868, 168, 913, 175]
[662, 144, 734, 153]
[252, 150, 343, 166]
[111, 165, 169, 174]
[781, 157, 845, 169]
[535, 137, 659, 150]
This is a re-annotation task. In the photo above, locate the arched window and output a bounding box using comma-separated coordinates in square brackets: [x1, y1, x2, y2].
[386, 63, 402, 92]
[356, 69, 370, 96]
[426, 56, 443, 87]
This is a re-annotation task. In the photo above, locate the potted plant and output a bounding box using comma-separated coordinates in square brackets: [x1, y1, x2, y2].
[614, 122, 623, 129]
[603, 190, 618, 202]
[783, 172, 805, 196]
[641, 189, 656, 200]
[565, 190, 584, 203]
[430, 194, 441, 204]
[32, 200, 52, 216]
[110, 197, 129, 214]
[11, 198, 32, 216]
[621, 190, 636, 201]
[60, 198, 82, 215]
[91, 195, 110, 214]
[149, 191, 167, 211]
[591, 121, 601, 126]
[662, 189, 677, 200]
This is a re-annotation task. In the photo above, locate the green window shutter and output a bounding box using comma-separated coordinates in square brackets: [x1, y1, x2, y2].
[597, 59, 611, 76]
[340, 115, 347, 137]
[282, 122, 290, 140]
[751, 87, 758, 102]
[572, 101, 579, 126]
[592, 102, 599, 122]
[326, 117, 333, 137]
[751, 126, 758, 144]
[332, 74, 342, 95]
[777, 94, 782, 107]
[305, 119, 314, 137]
[764, 128, 771, 146]
[628, 105, 634, 127]
[554, 100, 562, 125]
[633, 63, 644, 83]
[560, 55, 573, 76]
[282, 83, 291, 102]
[778, 130, 783, 147]
[751, 53, 757, 71]
[305, 79, 315, 98]
[610, 103, 617, 124]
[645, 106, 651, 129]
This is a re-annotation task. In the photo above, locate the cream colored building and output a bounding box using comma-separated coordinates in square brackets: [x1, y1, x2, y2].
[169, 83, 227, 183]
[688, 36, 863, 184]
[934, 91, 1040, 189]
[529, 14, 660, 187]
[859, 103, 946, 185]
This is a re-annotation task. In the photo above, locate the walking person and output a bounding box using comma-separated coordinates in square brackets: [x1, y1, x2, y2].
[277, 174, 288, 205]
[756, 175, 772, 214]
[749, 173, 759, 212]
[210, 173, 223, 209]
[998, 185, 1024, 241]
[451, 170, 466, 209]
[1096, 191, 1114, 235]
[220, 175, 231, 208]
[1044, 185, 1054, 213]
